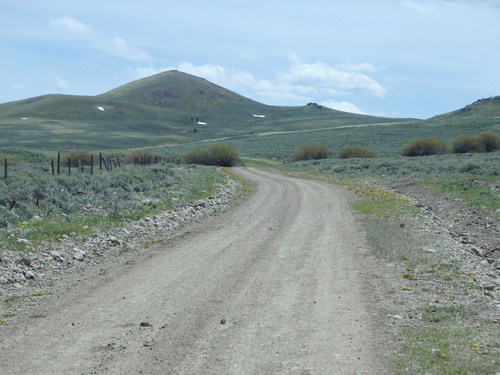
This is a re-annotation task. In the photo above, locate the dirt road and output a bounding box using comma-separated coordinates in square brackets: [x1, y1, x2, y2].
[0, 168, 389, 374]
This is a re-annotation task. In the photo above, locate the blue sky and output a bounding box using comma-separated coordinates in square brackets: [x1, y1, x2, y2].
[1, 0, 499, 118]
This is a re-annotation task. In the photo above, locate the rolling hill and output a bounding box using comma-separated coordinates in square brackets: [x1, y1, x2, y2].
[430, 96, 500, 120]
[0, 70, 412, 151]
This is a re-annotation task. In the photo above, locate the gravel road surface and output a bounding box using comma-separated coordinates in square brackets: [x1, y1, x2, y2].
[0, 167, 389, 374]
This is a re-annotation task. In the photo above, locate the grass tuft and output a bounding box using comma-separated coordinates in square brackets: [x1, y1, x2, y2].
[396, 325, 499, 375]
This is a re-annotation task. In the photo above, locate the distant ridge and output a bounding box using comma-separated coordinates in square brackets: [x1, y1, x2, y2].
[2, 70, 496, 151]
[431, 95, 500, 119]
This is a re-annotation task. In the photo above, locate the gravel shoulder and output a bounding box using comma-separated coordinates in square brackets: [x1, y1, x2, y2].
[0, 167, 392, 374]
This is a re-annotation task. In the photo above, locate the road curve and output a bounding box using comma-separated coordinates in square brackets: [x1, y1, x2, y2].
[0, 167, 389, 374]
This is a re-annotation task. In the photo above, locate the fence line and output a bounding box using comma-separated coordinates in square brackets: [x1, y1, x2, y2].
[2, 153, 182, 180]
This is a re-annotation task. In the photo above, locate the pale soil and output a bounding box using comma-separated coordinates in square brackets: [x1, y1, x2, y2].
[0, 167, 392, 374]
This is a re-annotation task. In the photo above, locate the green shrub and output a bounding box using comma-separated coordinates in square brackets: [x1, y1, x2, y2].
[338, 146, 376, 159]
[208, 144, 240, 167]
[401, 137, 448, 156]
[475, 131, 499, 152]
[451, 135, 484, 154]
[293, 145, 330, 161]
[183, 149, 211, 165]
[183, 144, 239, 167]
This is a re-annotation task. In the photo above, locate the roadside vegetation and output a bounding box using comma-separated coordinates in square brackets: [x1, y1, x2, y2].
[308, 174, 498, 374]
[284, 152, 499, 374]
[291, 152, 499, 214]
[0, 161, 225, 250]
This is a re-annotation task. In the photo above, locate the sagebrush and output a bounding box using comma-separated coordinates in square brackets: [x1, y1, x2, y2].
[0, 164, 224, 245]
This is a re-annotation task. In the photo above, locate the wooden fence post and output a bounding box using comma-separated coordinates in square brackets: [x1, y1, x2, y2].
[99, 152, 103, 171]
[90, 154, 94, 175]
[51, 160, 55, 176]
[57, 152, 61, 175]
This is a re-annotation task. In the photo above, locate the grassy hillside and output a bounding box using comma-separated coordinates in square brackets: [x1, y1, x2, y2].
[165, 115, 499, 160]
[162, 90, 499, 159]
[0, 70, 498, 156]
[430, 96, 500, 120]
[0, 71, 411, 151]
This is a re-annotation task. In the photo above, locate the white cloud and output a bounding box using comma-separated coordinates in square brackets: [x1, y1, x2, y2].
[50, 16, 93, 36]
[108, 37, 150, 61]
[401, 1, 436, 13]
[54, 76, 69, 89]
[335, 62, 381, 73]
[176, 62, 227, 82]
[279, 61, 387, 98]
[50, 16, 151, 61]
[321, 100, 365, 114]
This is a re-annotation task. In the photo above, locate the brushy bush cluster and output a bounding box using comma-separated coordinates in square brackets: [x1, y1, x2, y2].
[476, 131, 499, 152]
[292, 145, 330, 161]
[401, 137, 449, 157]
[452, 131, 499, 153]
[451, 136, 483, 154]
[183, 144, 240, 167]
[338, 146, 376, 159]
[402, 132, 499, 157]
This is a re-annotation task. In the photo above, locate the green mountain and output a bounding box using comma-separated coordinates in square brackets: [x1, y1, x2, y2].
[430, 96, 500, 120]
[0, 71, 411, 151]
